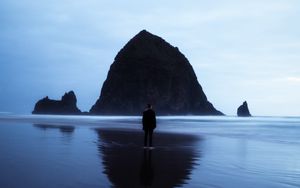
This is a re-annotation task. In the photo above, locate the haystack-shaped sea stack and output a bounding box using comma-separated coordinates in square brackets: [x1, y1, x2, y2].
[32, 91, 81, 115]
[90, 30, 223, 115]
[237, 101, 251, 117]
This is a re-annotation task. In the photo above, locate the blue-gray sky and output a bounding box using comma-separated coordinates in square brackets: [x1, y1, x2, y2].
[0, 0, 299, 116]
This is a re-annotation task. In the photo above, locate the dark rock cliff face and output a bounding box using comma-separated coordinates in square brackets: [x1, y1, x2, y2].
[237, 101, 251, 117]
[90, 30, 223, 115]
[32, 91, 81, 115]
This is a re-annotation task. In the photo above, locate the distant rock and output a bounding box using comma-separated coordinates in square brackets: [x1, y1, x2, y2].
[32, 91, 81, 115]
[237, 101, 251, 117]
[90, 30, 223, 115]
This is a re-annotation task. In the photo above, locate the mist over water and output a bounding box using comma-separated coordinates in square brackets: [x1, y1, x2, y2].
[0, 115, 299, 188]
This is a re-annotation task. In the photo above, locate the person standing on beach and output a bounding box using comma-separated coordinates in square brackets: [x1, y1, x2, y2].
[142, 104, 156, 148]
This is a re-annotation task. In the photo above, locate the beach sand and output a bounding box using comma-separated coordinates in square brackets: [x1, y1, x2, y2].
[0, 115, 299, 188]
[96, 129, 200, 188]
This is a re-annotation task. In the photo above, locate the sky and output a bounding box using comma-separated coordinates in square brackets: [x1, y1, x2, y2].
[0, 0, 299, 116]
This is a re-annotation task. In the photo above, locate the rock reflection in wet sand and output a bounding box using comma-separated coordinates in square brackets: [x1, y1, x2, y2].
[33, 124, 75, 134]
[96, 129, 201, 188]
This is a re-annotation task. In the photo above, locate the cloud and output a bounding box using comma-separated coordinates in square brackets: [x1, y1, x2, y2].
[287, 77, 300, 83]
[0, 0, 300, 115]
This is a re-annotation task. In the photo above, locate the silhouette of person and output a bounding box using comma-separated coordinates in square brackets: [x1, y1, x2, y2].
[142, 104, 156, 148]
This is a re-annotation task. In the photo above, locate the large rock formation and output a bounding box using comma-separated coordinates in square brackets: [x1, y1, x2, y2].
[32, 91, 81, 115]
[90, 30, 223, 115]
[237, 101, 251, 117]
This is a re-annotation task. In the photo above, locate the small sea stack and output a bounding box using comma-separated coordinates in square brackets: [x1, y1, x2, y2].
[237, 101, 251, 117]
[32, 91, 81, 115]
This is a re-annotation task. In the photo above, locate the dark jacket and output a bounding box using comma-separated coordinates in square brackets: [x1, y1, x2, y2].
[142, 108, 156, 130]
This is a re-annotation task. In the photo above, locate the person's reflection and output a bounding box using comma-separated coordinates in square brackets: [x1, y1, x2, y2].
[96, 129, 201, 188]
[140, 149, 154, 186]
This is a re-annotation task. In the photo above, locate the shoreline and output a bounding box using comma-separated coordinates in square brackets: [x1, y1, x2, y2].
[0, 117, 299, 187]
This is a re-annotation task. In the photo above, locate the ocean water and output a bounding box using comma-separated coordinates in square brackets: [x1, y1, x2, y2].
[0, 114, 299, 188]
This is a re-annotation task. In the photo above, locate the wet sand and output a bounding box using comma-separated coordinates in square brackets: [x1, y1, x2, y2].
[96, 129, 201, 188]
[0, 115, 300, 188]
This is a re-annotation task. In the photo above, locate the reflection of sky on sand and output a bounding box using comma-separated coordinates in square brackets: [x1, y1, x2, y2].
[96, 129, 201, 188]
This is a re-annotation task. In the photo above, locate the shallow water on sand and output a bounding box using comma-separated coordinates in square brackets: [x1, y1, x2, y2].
[0, 115, 299, 188]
